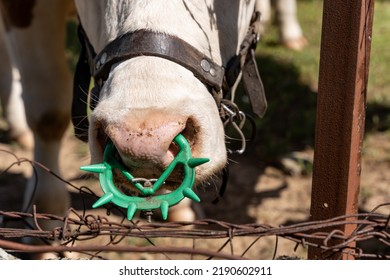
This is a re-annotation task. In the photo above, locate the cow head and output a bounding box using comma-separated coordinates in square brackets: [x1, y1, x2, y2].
[74, 0, 261, 197]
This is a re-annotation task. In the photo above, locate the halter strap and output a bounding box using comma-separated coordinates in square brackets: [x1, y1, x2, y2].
[94, 30, 225, 92]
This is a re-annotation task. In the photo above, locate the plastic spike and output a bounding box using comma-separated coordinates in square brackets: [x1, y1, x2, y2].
[127, 203, 137, 220]
[92, 192, 114, 208]
[183, 188, 201, 203]
[160, 201, 169, 220]
[187, 157, 209, 168]
[80, 163, 107, 173]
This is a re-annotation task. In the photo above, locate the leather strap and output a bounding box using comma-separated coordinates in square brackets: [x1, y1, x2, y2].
[93, 30, 225, 91]
[225, 11, 267, 118]
[242, 49, 267, 118]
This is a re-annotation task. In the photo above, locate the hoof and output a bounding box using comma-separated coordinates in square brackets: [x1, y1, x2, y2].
[167, 199, 196, 222]
[282, 36, 308, 51]
[14, 130, 34, 150]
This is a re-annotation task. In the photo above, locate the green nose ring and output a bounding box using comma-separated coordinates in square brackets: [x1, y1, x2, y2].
[80, 134, 209, 220]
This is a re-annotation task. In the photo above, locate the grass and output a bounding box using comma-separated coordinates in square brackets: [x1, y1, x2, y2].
[368, 0, 390, 103]
[236, 0, 390, 160]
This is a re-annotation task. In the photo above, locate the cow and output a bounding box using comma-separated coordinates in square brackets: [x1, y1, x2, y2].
[0, 0, 267, 254]
[258, 0, 307, 51]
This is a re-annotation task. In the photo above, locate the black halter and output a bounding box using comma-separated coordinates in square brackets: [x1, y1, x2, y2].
[71, 11, 267, 143]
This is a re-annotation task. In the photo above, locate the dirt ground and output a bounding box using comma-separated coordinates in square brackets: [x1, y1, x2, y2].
[0, 120, 389, 259]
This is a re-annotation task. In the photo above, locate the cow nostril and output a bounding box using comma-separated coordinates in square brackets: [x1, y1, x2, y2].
[181, 117, 199, 155]
[168, 141, 180, 158]
[94, 123, 110, 155]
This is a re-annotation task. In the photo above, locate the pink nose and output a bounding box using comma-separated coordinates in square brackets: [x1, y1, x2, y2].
[104, 110, 187, 170]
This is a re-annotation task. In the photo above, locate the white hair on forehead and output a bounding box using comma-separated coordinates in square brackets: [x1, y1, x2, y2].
[104, 0, 132, 37]
[92, 0, 254, 65]
[103, 0, 218, 62]
[76, 0, 256, 65]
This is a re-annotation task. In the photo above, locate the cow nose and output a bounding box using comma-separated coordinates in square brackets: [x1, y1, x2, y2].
[104, 111, 188, 170]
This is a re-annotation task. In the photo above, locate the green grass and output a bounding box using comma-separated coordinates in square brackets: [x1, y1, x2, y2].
[236, 0, 390, 159]
[368, 0, 390, 103]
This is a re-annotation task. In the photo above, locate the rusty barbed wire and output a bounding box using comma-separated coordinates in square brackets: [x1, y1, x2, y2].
[0, 148, 389, 260]
[0, 205, 389, 259]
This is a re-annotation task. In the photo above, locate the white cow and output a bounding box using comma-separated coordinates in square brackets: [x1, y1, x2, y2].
[0, 0, 265, 248]
[258, 0, 307, 51]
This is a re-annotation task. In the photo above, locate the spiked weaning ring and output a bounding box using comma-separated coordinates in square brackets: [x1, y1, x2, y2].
[80, 134, 209, 220]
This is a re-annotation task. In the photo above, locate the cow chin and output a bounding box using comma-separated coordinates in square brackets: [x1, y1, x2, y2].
[111, 143, 186, 195]
[111, 165, 184, 197]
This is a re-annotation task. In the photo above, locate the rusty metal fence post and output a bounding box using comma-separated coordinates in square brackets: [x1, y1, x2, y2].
[308, 0, 375, 259]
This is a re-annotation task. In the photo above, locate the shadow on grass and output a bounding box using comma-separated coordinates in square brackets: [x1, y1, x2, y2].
[203, 53, 317, 223]
[243, 54, 317, 161]
[365, 102, 390, 133]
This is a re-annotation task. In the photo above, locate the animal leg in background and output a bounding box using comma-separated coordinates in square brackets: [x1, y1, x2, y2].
[4, 0, 73, 237]
[257, 0, 307, 51]
[0, 16, 32, 149]
[274, 0, 307, 51]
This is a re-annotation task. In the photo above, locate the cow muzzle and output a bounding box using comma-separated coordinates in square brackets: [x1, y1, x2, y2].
[106, 114, 188, 173]
[81, 111, 209, 220]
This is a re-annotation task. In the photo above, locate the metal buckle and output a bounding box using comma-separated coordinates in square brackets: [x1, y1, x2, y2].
[220, 100, 247, 154]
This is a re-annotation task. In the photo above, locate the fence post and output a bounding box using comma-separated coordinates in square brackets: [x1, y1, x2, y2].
[308, 0, 375, 259]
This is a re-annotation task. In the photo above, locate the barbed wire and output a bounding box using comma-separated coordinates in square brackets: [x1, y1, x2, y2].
[0, 204, 389, 259]
[0, 148, 389, 260]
